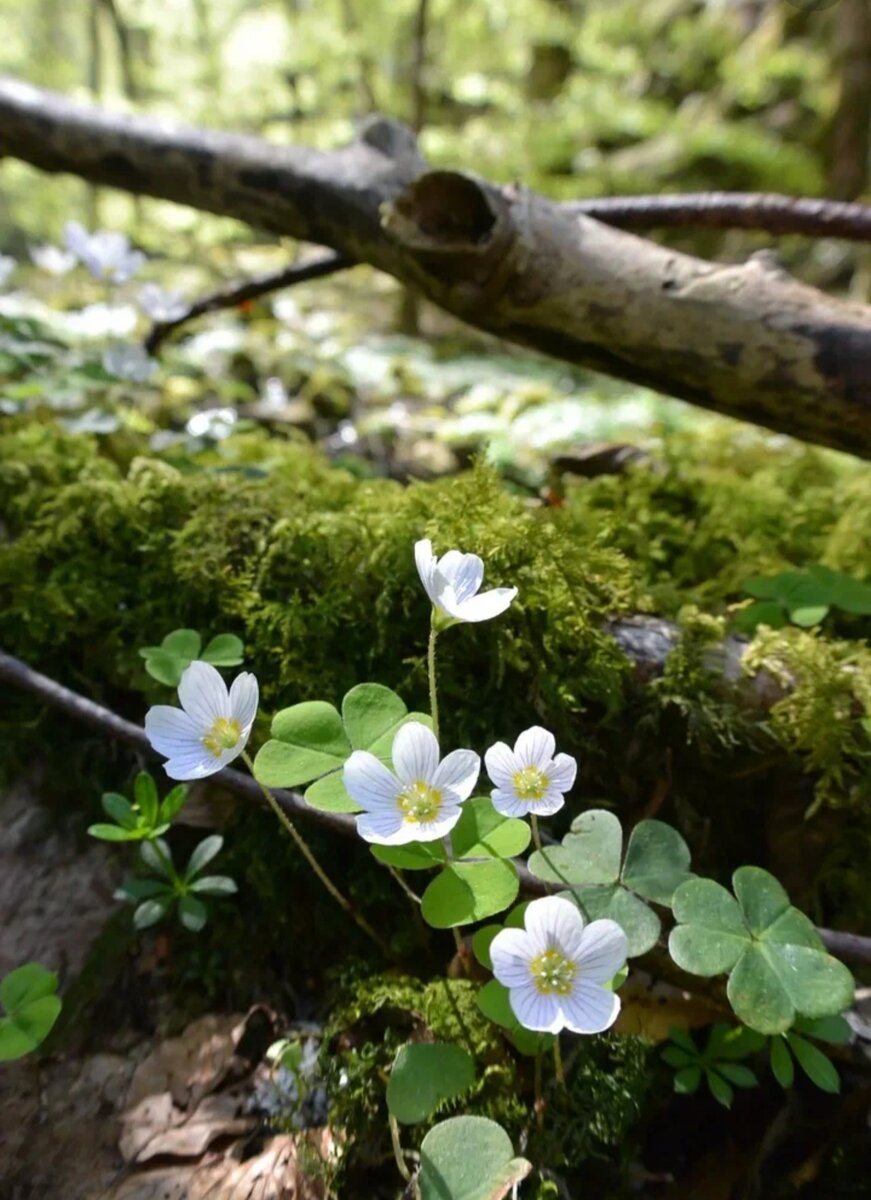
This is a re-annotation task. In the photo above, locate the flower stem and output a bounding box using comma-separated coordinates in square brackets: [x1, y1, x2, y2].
[427, 620, 439, 743]
[534, 1049, 544, 1132]
[553, 1035, 566, 1089]
[530, 814, 542, 852]
[241, 752, 391, 957]
[389, 1114, 412, 1183]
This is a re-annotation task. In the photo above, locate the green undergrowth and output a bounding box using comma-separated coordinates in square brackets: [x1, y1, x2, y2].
[0, 421, 869, 927]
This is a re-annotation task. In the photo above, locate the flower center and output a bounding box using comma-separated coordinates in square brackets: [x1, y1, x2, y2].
[512, 765, 549, 802]
[202, 717, 241, 758]
[397, 780, 443, 823]
[530, 947, 576, 996]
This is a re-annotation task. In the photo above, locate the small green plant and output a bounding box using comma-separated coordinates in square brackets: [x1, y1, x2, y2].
[88, 771, 186, 841]
[662, 1023, 762, 1108]
[115, 834, 238, 931]
[735, 564, 871, 633]
[768, 1014, 850, 1093]
[139, 628, 244, 687]
[0, 964, 62, 1062]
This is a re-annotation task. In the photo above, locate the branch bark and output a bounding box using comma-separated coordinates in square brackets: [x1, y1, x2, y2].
[1, 77, 870, 457]
[1, 647, 868, 967]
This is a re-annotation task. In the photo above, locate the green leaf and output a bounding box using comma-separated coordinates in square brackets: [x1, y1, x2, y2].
[303, 771, 360, 813]
[134, 897, 171, 929]
[101, 792, 138, 829]
[189, 875, 237, 896]
[134, 773, 160, 827]
[674, 1066, 702, 1094]
[450, 797, 530, 860]
[714, 1062, 757, 1088]
[342, 683, 408, 753]
[144, 649, 186, 687]
[670, 870, 855, 1034]
[371, 841, 447, 871]
[476, 979, 554, 1057]
[786, 1033, 840, 1093]
[158, 784, 188, 824]
[162, 629, 202, 659]
[115, 879, 173, 902]
[88, 823, 141, 842]
[705, 1069, 733, 1109]
[622, 820, 693, 905]
[178, 895, 208, 932]
[793, 1014, 851, 1044]
[185, 835, 223, 879]
[421, 861, 519, 928]
[810, 564, 871, 615]
[471, 924, 501, 971]
[387, 1043, 476, 1124]
[0, 995, 62, 1061]
[528, 809, 622, 886]
[254, 701, 350, 788]
[201, 633, 244, 665]
[732, 601, 786, 634]
[141, 838, 173, 878]
[570, 883, 661, 957]
[1, 964, 58, 1013]
[419, 1117, 531, 1200]
[770, 1037, 794, 1088]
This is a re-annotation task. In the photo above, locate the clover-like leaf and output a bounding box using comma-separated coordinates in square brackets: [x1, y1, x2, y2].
[253, 683, 430, 812]
[450, 797, 530, 860]
[421, 860, 519, 928]
[419, 1116, 531, 1200]
[200, 633, 244, 666]
[669, 867, 855, 1034]
[387, 1043, 475, 1124]
[0, 964, 62, 1061]
[371, 841, 447, 871]
[528, 810, 692, 956]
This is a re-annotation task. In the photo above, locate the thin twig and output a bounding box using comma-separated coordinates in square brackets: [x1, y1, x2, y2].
[2, 648, 870, 967]
[143, 252, 355, 354]
[569, 192, 871, 242]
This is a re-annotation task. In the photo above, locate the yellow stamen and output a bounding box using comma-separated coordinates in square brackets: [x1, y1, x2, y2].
[202, 716, 241, 758]
[397, 780, 443, 823]
[513, 765, 549, 802]
[531, 947, 576, 996]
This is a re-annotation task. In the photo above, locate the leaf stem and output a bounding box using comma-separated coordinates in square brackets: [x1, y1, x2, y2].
[530, 814, 542, 852]
[427, 619, 440, 743]
[241, 751, 391, 957]
[389, 1114, 412, 1183]
[553, 1036, 566, 1089]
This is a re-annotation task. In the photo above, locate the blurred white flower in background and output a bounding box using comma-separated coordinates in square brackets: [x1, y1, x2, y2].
[64, 221, 146, 284]
[186, 407, 238, 439]
[64, 302, 139, 339]
[0, 255, 16, 287]
[138, 283, 188, 323]
[103, 341, 158, 383]
[30, 243, 76, 275]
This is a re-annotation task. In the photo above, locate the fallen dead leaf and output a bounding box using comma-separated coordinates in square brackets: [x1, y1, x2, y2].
[120, 1086, 256, 1163]
[614, 974, 724, 1041]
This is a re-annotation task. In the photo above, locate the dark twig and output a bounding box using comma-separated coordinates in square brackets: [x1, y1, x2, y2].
[569, 192, 871, 242]
[144, 252, 355, 355]
[2, 647, 870, 967]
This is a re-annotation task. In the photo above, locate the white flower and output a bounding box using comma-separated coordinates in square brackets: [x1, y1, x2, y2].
[186, 407, 237, 440]
[414, 538, 517, 625]
[343, 721, 479, 845]
[138, 283, 188, 323]
[485, 726, 577, 818]
[145, 661, 258, 781]
[490, 896, 626, 1034]
[0, 255, 16, 287]
[30, 244, 76, 275]
[103, 342, 157, 382]
[63, 221, 146, 284]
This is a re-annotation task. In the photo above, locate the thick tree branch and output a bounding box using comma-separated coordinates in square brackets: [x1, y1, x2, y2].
[1, 77, 870, 457]
[1, 647, 868, 967]
[571, 193, 871, 241]
[144, 252, 354, 353]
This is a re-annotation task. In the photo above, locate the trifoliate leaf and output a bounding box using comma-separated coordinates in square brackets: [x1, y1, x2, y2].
[419, 1117, 531, 1200]
[421, 860, 519, 928]
[450, 797, 530, 860]
[387, 1043, 475, 1124]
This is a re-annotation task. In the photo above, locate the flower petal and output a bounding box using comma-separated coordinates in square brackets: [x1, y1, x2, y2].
[447, 554, 484, 603]
[524, 895, 586, 958]
[514, 726, 556, 770]
[163, 748, 225, 781]
[343, 751, 400, 811]
[392, 722, 440, 785]
[432, 749, 480, 800]
[559, 979, 620, 1034]
[490, 788, 532, 818]
[414, 538, 440, 606]
[356, 809, 406, 845]
[528, 791, 566, 818]
[229, 672, 259, 731]
[490, 928, 534, 988]
[452, 587, 517, 623]
[145, 705, 201, 757]
[178, 661, 230, 729]
[484, 741, 519, 790]
[576, 919, 628, 984]
[548, 752, 577, 793]
[410, 805, 464, 842]
[510, 983, 563, 1034]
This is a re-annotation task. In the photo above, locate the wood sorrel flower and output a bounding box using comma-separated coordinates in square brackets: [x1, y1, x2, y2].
[145, 661, 258, 780]
[63, 221, 146, 284]
[490, 896, 627, 1034]
[343, 721, 479, 845]
[414, 538, 517, 625]
[484, 726, 576, 817]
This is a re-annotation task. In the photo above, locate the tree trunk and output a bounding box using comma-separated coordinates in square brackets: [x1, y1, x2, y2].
[1, 77, 869, 457]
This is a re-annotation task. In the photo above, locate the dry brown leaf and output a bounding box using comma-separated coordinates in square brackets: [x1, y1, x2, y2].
[120, 1087, 256, 1163]
[109, 1164, 194, 1200]
[189, 1133, 332, 1200]
[126, 1014, 244, 1109]
[614, 975, 724, 1042]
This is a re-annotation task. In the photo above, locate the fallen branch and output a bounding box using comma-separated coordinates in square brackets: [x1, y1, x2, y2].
[144, 252, 354, 354]
[1, 647, 868, 967]
[571, 193, 871, 241]
[1, 77, 869, 457]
